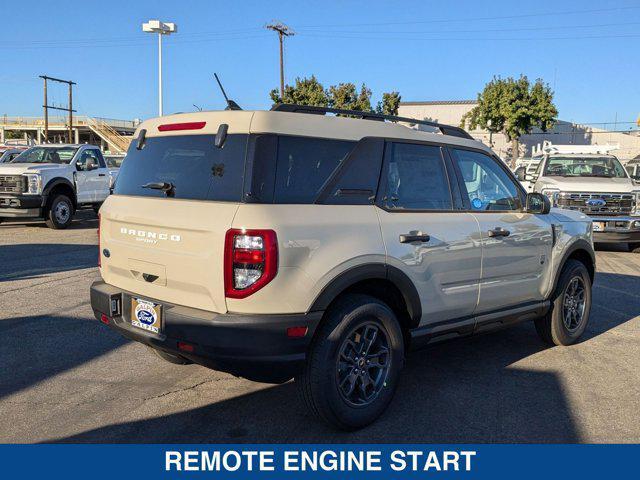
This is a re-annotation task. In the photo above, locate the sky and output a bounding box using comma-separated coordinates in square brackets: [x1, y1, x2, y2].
[1, 0, 639, 128]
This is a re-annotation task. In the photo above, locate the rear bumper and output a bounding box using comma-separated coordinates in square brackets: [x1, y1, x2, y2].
[0, 194, 44, 218]
[90, 280, 322, 383]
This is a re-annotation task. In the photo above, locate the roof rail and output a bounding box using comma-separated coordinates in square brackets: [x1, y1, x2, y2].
[270, 103, 474, 140]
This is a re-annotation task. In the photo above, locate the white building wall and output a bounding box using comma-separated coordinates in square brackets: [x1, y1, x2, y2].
[399, 102, 640, 161]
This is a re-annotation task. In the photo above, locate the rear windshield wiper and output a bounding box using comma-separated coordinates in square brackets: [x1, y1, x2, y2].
[142, 181, 175, 197]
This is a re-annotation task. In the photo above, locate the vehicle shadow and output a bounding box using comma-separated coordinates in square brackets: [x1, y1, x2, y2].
[44, 325, 577, 443]
[0, 314, 128, 400]
[50, 271, 640, 444]
[0, 243, 97, 282]
[0, 209, 98, 231]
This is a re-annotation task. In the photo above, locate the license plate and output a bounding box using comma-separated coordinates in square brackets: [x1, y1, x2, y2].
[130, 298, 162, 334]
[592, 222, 605, 232]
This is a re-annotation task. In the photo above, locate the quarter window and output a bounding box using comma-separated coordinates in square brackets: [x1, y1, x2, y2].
[273, 136, 355, 203]
[449, 148, 521, 211]
[382, 142, 452, 210]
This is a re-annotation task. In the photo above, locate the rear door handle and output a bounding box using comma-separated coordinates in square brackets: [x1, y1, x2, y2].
[488, 227, 510, 238]
[399, 232, 431, 243]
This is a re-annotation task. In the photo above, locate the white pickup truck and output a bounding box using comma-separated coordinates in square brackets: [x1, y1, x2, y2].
[518, 144, 640, 252]
[0, 144, 114, 229]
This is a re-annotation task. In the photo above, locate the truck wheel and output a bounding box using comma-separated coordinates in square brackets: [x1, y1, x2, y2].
[44, 194, 74, 229]
[297, 294, 404, 430]
[535, 259, 592, 346]
[148, 347, 192, 365]
[627, 242, 640, 254]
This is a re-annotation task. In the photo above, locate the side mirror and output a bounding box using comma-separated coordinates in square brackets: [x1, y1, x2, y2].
[526, 192, 551, 214]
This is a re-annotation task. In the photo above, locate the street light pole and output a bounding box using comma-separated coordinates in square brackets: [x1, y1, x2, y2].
[158, 32, 163, 116]
[142, 20, 177, 117]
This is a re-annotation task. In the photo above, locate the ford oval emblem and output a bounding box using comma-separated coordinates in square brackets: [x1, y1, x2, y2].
[586, 198, 606, 207]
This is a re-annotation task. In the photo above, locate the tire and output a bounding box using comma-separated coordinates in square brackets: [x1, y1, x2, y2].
[148, 347, 192, 365]
[627, 242, 640, 254]
[44, 194, 74, 229]
[297, 294, 404, 430]
[535, 259, 592, 346]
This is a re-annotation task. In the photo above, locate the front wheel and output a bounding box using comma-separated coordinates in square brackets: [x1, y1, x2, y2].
[627, 242, 640, 254]
[535, 259, 592, 346]
[44, 194, 74, 229]
[297, 294, 404, 430]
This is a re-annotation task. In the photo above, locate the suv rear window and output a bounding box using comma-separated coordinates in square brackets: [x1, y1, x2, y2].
[114, 134, 248, 201]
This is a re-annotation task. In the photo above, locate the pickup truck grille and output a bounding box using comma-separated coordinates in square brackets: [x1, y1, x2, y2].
[557, 192, 634, 216]
[0, 175, 26, 194]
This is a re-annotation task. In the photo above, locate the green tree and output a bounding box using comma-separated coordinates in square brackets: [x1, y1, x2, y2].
[376, 91, 401, 116]
[328, 82, 372, 112]
[269, 75, 329, 107]
[461, 75, 557, 164]
[269, 77, 402, 117]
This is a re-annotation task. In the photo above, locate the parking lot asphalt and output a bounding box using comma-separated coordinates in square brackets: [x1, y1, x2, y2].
[0, 210, 639, 443]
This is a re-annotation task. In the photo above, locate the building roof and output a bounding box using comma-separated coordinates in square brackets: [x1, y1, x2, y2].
[399, 100, 477, 106]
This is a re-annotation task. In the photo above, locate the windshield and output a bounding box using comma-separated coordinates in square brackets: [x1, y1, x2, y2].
[543, 155, 627, 178]
[11, 146, 78, 164]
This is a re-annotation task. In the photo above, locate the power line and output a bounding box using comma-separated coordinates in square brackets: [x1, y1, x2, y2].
[296, 32, 640, 42]
[297, 5, 640, 29]
[297, 20, 640, 36]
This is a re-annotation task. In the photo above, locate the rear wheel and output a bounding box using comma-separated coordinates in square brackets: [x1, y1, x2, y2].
[148, 347, 192, 365]
[297, 294, 404, 430]
[44, 194, 74, 229]
[535, 259, 592, 346]
[627, 242, 640, 254]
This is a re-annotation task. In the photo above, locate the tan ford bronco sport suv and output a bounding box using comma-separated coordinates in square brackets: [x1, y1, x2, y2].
[91, 104, 595, 430]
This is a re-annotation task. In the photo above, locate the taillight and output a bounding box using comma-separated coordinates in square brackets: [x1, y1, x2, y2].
[224, 229, 278, 299]
[97, 213, 101, 268]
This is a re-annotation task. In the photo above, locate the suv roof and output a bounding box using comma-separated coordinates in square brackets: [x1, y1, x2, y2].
[134, 109, 490, 153]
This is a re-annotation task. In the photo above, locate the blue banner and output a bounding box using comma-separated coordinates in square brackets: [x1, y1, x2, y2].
[1, 444, 638, 479]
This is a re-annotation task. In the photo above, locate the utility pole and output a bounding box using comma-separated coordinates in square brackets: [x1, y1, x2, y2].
[266, 22, 294, 98]
[68, 81, 73, 143]
[40, 75, 76, 144]
[43, 77, 48, 142]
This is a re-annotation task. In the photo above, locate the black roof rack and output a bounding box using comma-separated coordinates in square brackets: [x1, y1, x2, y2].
[270, 103, 474, 140]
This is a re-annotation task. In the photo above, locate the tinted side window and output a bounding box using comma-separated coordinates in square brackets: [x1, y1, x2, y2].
[322, 138, 384, 205]
[382, 142, 452, 210]
[273, 136, 355, 203]
[95, 150, 106, 168]
[449, 148, 521, 211]
[76, 150, 100, 171]
[114, 134, 247, 201]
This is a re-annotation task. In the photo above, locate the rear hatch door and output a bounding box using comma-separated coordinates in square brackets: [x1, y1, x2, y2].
[99, 122, 251, 313]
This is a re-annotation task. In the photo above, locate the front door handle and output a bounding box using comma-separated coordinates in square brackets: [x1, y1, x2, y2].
[98, 173, 106, 177]
[488, 227, 510, 238]
[399, 232, 431, 243]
